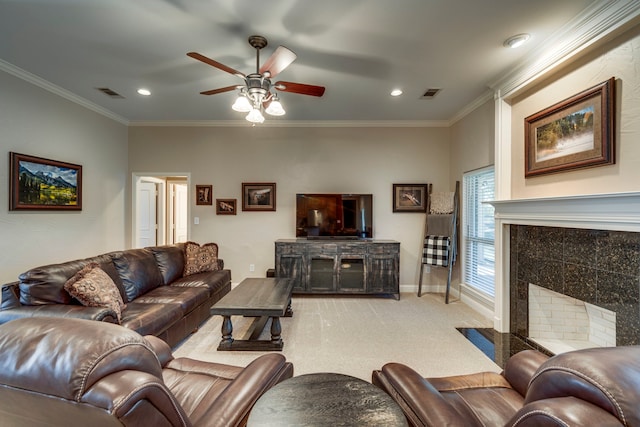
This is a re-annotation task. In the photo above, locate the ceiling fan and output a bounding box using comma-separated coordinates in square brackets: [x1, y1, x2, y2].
[187, 35, 325, 123]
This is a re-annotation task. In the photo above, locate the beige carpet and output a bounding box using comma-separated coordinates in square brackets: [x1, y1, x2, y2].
[174, 292, 500, 382]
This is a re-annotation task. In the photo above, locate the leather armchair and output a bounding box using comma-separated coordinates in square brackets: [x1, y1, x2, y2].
[372, 346, 640, 426]
[0, 317, 293, 427]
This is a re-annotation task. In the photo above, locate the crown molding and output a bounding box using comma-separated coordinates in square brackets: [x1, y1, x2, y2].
[4, 0, 638, 128]
[0, 59, 129, 125]
[489, 0, 640, 98]
[128, 119, 450, 128]
[449, 90, 495, 125]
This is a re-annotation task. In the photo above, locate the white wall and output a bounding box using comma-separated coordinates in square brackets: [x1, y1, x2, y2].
[128, 125, 450, 286]
[0, 70, 128, 284]
[445, 98, 495, 301]
[509, 26, 640, 199]
[450, 99, 495, 180]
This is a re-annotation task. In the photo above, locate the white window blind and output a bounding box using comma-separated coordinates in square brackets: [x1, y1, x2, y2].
[462, 167, 495, 298]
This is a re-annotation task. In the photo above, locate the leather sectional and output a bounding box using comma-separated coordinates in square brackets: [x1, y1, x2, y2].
[0, 243, 231, 347]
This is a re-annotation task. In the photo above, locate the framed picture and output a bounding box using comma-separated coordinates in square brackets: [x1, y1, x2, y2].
[525, 77, 615, 177]
[9, 152, 82, 211]
[393, 184, 428, 213]
[196, 185, 212, 205]
[242, 182, 276, 211]
[216, 198, 237, 215]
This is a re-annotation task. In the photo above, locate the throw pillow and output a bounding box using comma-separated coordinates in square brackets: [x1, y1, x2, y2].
[64, 262, 126, 323]
[184, 241, 219, 276]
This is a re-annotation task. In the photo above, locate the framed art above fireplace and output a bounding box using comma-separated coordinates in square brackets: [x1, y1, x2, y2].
[524, 77, 615, 177]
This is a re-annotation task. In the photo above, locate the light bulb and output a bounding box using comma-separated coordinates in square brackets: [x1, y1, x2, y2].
[265, 99, 285, 116]
[232, 95, 252, 112]
[246, 108, 265, 123]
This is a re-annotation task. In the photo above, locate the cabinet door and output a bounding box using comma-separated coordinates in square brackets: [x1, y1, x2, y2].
[277, 254, 306, 292]
[308, 255, 337, 292]
[368, 254, 399, 293]
[338, 256, 366, 292]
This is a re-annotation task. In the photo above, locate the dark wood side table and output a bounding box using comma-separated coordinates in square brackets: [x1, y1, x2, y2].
[210, 277, 293, 351]
[247, 372, 408, 426]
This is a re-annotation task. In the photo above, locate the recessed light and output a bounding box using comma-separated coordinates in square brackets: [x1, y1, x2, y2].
[390, 89, 403, 97]
[503, 33, 530, 49]
[137, 88, 151, 96]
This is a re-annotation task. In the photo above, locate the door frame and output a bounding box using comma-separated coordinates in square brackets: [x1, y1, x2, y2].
[132, 172, 191, 247]
[167, 178, 188, 244]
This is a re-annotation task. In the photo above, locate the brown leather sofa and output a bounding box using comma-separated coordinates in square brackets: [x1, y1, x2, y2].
[372, 346, 640, 426]
[0, 317, 293, 427]
[0, 243, 231, 347]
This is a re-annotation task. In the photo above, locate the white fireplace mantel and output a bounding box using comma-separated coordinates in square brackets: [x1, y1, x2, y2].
[489, 191, 640, 232]
[487, 192, 640, 332]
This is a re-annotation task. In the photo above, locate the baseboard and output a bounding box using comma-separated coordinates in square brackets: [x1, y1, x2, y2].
[403, 283, 495, 321]
[458, 284, 494, 320]
[400, 283, 445, 294]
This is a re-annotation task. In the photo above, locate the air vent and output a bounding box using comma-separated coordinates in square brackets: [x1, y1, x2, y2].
[96, 87, 125, 99]
[421, 88, 441, 99]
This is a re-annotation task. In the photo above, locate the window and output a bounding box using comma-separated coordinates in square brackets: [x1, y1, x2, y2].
[462, 166, 495, 298]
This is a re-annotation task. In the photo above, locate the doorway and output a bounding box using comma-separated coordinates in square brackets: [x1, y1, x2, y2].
[132, 173, 190, 248]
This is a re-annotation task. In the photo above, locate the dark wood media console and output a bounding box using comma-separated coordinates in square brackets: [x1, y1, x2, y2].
[275, 239, 400, 299]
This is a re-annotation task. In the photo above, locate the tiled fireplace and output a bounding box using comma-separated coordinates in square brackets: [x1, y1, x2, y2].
[490, 192, 640, 355]
[511, 225, 638, 353]
[528, 284, 616, 353]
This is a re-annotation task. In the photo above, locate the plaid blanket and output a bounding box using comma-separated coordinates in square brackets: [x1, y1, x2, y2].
[423, 235, 450, 266]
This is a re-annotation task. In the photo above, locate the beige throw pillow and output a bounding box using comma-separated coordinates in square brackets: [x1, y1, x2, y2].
[184, 241, 220, 276]
[64, 262, 126, 323]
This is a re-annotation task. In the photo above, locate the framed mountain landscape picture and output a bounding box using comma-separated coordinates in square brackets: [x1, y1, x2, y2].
[9, 152, 82, 210]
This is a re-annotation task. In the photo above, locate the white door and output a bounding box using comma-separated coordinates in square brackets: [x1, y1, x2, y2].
[136, 181, 157, 247]
[173, 183, 188, 243]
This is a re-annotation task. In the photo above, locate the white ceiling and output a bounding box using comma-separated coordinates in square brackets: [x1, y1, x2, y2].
[0, 0, 629, 125]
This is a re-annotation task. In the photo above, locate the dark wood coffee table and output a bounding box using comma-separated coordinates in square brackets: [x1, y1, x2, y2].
[247, 373, 409, 426]
[210, 277, 293, 351]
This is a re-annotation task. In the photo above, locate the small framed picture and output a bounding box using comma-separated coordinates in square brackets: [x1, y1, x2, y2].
[196, 185, 212, 205]
[242, 182, 276, 211]
[393, 184, 428, 213]
[216, 198, 237, 215]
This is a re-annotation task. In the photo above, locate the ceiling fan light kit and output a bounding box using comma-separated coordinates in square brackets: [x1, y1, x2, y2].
[246, 108, 265, 124]
[265, 96, 285, 116]
[231, 92, 252, 112]
[188, 35, 325, 124]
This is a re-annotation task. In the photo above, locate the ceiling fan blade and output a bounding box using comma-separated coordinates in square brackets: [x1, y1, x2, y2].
[199, 85, 239, 96]
[187, 52, 245, 78]
[260, 46, 297, 77]
[275, 81, 326, 97]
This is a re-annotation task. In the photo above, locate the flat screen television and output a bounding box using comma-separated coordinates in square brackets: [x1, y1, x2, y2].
[296, 193, 373, 239]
